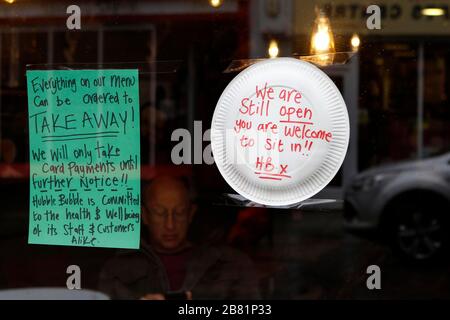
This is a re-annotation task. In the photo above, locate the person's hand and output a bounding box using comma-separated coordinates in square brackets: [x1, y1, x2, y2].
[140, 293, 165, 300]
[140, 291, 193, 300]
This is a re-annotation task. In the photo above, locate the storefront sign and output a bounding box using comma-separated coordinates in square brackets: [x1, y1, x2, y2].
[27, 69, 141, 249]
[295, 0, 450, 35]
[211, 58, 349, 206]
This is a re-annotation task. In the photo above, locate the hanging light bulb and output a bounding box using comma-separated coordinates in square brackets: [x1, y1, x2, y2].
[421, 7, 445, 16]
[4, 0, 16, 4]
[209, 0, 223, 8]
[351, 33, 360, 52]
[310, 9, 335, 65]
[268, 39, 279, 58]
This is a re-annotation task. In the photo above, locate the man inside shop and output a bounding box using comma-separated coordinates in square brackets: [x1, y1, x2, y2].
[99, 175, 260, 300]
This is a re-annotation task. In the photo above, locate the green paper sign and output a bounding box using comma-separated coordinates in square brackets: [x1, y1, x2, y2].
[27, 69, 141, 249]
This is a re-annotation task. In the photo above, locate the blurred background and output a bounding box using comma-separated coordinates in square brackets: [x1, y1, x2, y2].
[0, 0, 450, 299]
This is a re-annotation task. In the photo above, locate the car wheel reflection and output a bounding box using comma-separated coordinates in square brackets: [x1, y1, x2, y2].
[395, 210, 444, 261]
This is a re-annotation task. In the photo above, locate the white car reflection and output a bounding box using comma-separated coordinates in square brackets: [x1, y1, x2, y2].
[344, 152, 450, 262]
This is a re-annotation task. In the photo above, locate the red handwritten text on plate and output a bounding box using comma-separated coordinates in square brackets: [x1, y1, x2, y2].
[233, 82, 333, 181]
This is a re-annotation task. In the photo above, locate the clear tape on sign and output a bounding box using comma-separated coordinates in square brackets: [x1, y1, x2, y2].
[213, 193, 341, 211]
[26, 60, 182, 74]
[223, 52, 356, 73]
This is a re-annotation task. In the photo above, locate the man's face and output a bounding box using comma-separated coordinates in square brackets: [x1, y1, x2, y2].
[142, 180, 195, 253]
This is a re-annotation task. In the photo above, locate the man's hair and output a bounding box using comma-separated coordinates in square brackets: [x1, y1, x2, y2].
[141, 175, 197, 203]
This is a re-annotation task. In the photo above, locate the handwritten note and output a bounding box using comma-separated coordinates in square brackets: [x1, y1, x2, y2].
[27, 69, 140, 249]
[233, 82, 333, 181]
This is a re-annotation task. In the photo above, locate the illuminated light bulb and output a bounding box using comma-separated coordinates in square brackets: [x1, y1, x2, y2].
[268, 39, 279, 58]
[4, 0, 16, 3]
[351, 34, 360, 51]
[421, 7, 445, 16]
[209, 0, 223, 8]
[310, 12, 335, 55]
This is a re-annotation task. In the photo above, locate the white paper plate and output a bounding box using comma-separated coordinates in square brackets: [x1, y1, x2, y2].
[211, 57, 349, 206]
